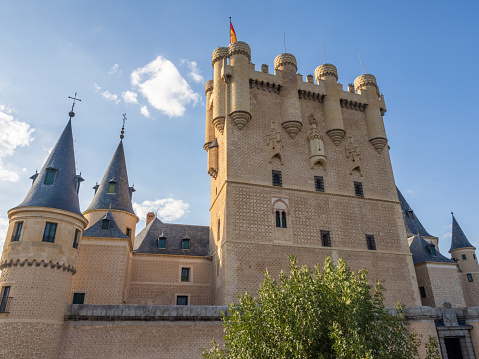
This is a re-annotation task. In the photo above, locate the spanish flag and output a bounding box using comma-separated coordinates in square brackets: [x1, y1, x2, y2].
[230, 19, 237, 43]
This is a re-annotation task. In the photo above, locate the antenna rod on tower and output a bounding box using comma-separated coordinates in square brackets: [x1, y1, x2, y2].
[359, 53, 364, 75]
[322, 43, 326, 64]
[283, 32, 286, 53]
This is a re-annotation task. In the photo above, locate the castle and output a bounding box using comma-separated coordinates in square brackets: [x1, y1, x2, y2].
[0, 40, 478, 358]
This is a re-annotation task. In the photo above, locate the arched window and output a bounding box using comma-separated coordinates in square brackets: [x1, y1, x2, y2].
[272, 198, 290, 230]
[281, 212, 287, 228]
[276, 211, 281, 227]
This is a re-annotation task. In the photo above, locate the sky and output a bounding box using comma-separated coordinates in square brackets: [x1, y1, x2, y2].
[0, 0, 477, 256]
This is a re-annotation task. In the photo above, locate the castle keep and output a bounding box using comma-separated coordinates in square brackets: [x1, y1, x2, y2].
[0, 40, 478, 358]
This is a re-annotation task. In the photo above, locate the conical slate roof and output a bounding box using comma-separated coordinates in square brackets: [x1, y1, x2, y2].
[409, 234, 455, 265]
[450, 214, 475, 251]
[86, 140, 135, 214]
[83, 210, 129, 239]
[16, 119, 83, 215]
[397, 188, 432, 237]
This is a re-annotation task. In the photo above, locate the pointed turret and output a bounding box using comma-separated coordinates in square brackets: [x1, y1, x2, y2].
[450, 214, 475, 251]
[16, 119, 83, 215]
[86, 140, 134, 214]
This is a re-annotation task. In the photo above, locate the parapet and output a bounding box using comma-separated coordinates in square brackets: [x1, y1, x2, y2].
[314, 64, 338, 82]
[354, 74, 380, 95]
[205, 80, 214, 94]
[274, 53, 297, 71]
[228, 41, 251, 61]
[212, 47, 228, 65]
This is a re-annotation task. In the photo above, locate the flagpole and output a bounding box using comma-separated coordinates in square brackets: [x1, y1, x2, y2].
[229, 17, 231, 44]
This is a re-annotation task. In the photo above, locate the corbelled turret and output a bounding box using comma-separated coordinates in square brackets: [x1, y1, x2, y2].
[450, 214, 475, 251]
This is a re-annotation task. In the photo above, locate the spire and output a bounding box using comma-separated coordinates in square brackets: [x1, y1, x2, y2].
[450, 213, 475, 251]
[86, 139, 135, 214]
[396, 187, 433, 237]
[16, 119, 83, 215]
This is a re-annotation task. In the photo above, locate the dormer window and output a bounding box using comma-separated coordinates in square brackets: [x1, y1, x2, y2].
[44, 168, 57, 185]
[182, 238, 190, 250]
[74, 175, 84, 194]
[158, 236, 166, 249]
[427, 243, 437, 256]
[407, 209, 414, 220]
[108, 181, 116, 194]
[101, 219, 110, 230]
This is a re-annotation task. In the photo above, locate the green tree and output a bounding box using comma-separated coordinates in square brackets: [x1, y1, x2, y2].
[202, 256, 422, 359]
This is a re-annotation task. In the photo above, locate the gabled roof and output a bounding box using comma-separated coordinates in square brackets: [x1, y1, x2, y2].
[134, 217, 209, 256]
[450, 214, 475, 251]
[409, 234, 455, 265]
[396, 188, 433, 237]
[83, 210, 129, 239]
[16, 119, 83, 215]
[86, 140, 135, 214]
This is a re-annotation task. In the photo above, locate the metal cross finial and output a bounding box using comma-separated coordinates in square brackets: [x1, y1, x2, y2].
[120, 113, 127, 140]
[68, 92, 81, 118]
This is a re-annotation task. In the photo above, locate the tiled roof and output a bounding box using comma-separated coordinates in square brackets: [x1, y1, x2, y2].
[86, 140, 135, 214]
[396, 188, 433, 237]
[134, 217, 209, 256]
[409, 234, 455, 265]
[450, 214, 475, 251]
[83, 210, 129, 239]
[16, 119, 83, 215]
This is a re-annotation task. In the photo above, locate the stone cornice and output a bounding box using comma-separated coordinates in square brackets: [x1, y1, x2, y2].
[298, 90, 325, 102]
[250, 79, 281, 93]
[0, 258, 76, 274]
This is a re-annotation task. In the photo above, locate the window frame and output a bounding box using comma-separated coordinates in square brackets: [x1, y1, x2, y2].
[72, 292, 86, 304]
[354, 181, 364, 197]
[182, 238, 190, 250]
[44, 168, 57, 185]
[73, 229, 80, 249]
[366, 234, 376, 250]
[107, 181, 116, 194]
[42, 222, 57, 243]
[181, 267, 190, 282]
[158, 237, 166, 249]
[419, 286, 427, 298]
[176, 295, 189, 306]
[11, 221, 23, 242]
[126, 227, 132, 239]
[272, 170, 283, 187]
[321, 230, 331, 247]
[314, 176, 325, 192]
[462, 254, 467, 260]
[0, 286, 11, 313]
[101, 219, 110, 230]
[467, 273, 473, 282]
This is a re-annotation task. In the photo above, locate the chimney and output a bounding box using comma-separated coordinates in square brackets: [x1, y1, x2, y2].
[146, 212, 156, 226]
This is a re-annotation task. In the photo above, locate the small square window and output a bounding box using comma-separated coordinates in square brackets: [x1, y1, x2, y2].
[101, 219, 110, 230]
[354, 182, 364, 197]
[366, 234, 376, 250]
[182, 239, 190, 250]
[176, 295, 188, 305]
[44, 169, 57, 185]
[107, 182, 116, 194]
[42, 222, 57, 243]
[419, 286, 426, 298]
[462, 254, 467, 260]
[467, 273, 473, 282]
[73, 229, 80, 249]
[321, 230, 331, 247]
[11, 221, 23, 242]
[158, 237, 166, 249]
[314, 176, 325, 192]
[272, 170, 282, 187]
[181, 268, 190, 282]
[72, 292, 85, 304]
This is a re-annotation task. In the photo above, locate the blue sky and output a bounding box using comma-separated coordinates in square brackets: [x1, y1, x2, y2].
[0, 0, 477, 255]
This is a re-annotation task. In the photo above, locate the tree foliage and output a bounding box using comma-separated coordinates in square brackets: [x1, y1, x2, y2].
[202, 256, 426, 359]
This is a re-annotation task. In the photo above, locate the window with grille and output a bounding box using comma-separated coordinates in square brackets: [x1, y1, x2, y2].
[366, 234, 376, 250]
[176, 296, 188, 305]
[314, 176, 324, 192]
[181, 268, 190, 282]
[467, 273, 473, 282]
[272, 170, 282, 187]
[419, 286, 426, 298]
[321, 230, 331, 247]
[42, 222, 57, 243]
[73, 229, 80, 249]
[11, 222, 23, 242]
[354, 182, 364, 197]
[0, 286, 11, 313]
[275, 211, 287, 228]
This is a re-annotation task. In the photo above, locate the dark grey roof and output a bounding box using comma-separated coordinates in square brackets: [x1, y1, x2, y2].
[134, 217, 209, 256]
[16, 119, 83, 215]
[409, 234, 455, 265]
[396, 188, 433, 237]
[83, 210, 129, 239]
[86, 141, 135, 214]
[450, 215, 475, 251]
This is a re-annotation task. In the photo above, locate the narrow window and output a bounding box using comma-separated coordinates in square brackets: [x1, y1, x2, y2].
[107, 181, 116, 194]
[181, 268, 190, 282]
[354, 182, 364, 197]
[74, 179, 81, 194]
[126, 228, 132, 238]
[272, 170, 282, 187]
[275, 211, 281, 228]
[158, 237, 166, 249]
[11, 221, 23, 242]
[73, 229, 80, 249]
[101, 219, 110, 230]
[428, 244, 437, 256]
[0, 286, 11, 313]
[44, 169, 57, 185]
[474, 254, 477, 260]
[176, 295, 188, 305]
[419, 286, 426, 298]
[462, 254, 467, 260]
[72, 292, 85, 304]
[407, 209, 414, 220]
[321, 230, 331, 247]
[182, 238, 190, 250]
[467, 273, 473, 282]
[366, 234, 376, 250]
[314, 176, 325, 192]
[217, 219, 220, 241]
[281, 212, 287, 228]
[42, 222, 57, 243]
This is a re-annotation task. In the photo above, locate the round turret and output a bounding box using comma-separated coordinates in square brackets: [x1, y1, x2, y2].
[205, 80, 214, 95]
[274, 53, 297, 71]
[314, 64, 338, 82]
[211, 47, 228, 65]
[354, 74, 380, 96]
[227, 41, 251, 61]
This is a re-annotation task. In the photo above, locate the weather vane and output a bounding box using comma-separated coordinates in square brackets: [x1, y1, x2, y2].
[120, 113, 127, 140]
[68, 92, 81, 118]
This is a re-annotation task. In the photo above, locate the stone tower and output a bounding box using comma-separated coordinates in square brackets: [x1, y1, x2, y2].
[206, 41, 421, 306]
[449, 214, 479, 306]
[70, 135, 138, 304]
[0, 119, 88, 358]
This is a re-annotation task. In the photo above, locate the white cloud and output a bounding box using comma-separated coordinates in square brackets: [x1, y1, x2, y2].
[0, 217, 8, 253]
[140, 105, 150, 118]
[406, 189, 415, 194]
[133, 198, 190, 222]
[131, 56, 201, 117]
[180, 59, 204, 83]
[93, 82, 101, 92]
[122, 91, 139, 104]
[93, 26, 104, 32]
[101, 90, 120, 104]
[442, 232, 452, 239]
[108, 64, 120, 75]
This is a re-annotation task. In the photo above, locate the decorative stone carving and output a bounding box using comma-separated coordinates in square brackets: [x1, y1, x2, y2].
[230, 110, 251, 130]
[307, 115, 326, 168]
[267, 121, 283, 164]
[369, 137, 387, 154]
[298, 90, 325, 102]
[340, 98, 366, 111]
[345, 136, 360, 163]
[326, 128, 346, 146]
[282, 121, 303, 138]
[212, 117, 225, 134]
[250, 79, 281, 93]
